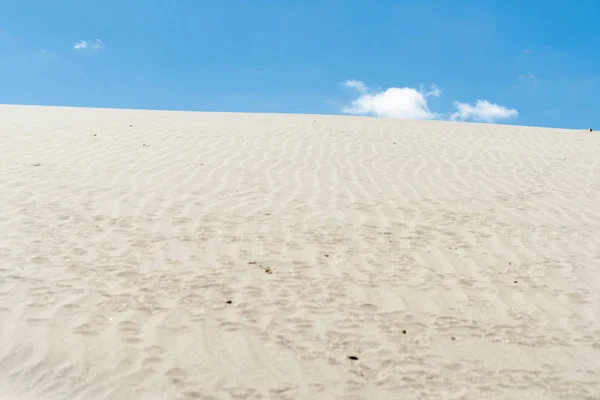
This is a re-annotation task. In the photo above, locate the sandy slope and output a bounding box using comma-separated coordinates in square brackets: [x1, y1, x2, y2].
[0, 104, 599, 400]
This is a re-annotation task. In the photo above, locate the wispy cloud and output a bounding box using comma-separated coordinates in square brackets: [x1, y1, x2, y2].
[73, 39, 105, 51]
[425, 84, 442, 98]
[521, 47, 565, 58]
[450, 100, 518, 123]
[341, 80, 440, 120]
[339, 80, 517, 123]
[342, 79, 368, 93]
[519, 72, 538, 84]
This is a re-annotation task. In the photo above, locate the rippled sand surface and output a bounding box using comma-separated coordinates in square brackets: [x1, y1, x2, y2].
[1, 105, 599, 399]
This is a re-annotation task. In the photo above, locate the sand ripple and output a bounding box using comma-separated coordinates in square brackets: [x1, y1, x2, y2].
[1, 105, 599, 399]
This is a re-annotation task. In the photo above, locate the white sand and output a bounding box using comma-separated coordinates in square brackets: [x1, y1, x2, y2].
[0, 104, 599, 399]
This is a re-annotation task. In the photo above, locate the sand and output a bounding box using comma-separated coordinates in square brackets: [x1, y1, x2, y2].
[0, 104, 599, 399]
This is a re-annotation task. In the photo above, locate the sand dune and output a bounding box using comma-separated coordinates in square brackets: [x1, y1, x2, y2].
[0, 104, 599, 399]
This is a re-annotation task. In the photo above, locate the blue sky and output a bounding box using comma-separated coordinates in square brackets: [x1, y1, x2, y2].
[1, 0, 598, 129]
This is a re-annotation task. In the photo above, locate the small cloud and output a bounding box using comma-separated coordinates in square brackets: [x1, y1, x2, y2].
[74, 40, 87, 49]
[450, 100, 518, 123]
[341, 80, 440, 120]
[426, 84, 441, 97]
[73, 39, 104, 51]
[91, 39, 105, 50]
[342, 79, 368, 93]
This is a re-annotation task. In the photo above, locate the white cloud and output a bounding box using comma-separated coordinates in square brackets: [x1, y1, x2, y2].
[74, 40, 87, 49]
[341, 80, 440, 120]
[450, 100, 518, 123]
[91, 39, 105, 50]
[342, 79, 368, 93]
[426, 84, 441, 97]
[338, 80, 518, 123]
[74, 39, 104, 51]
